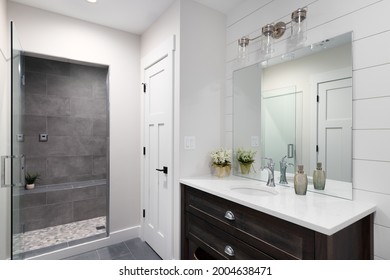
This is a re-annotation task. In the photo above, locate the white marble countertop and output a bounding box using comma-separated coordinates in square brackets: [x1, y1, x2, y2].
[180, 176, 376, 236]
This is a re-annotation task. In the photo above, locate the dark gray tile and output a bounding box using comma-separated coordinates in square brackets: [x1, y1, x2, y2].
[47, 117, 93, 136]
[46, 156, 93, 178]
[16, 192, 47, 209]
[89, 137, 107, 156]
[92, 118, 107, 136]
[93, 156, 107, 175]
[25, 94, 70, 117]
[73, 196, 106, 221]
[23, 115, 47, 136]
[95, 184, 107, 197]
[25, 56, 70, 76]
[72, 186, 96, 202]
[70, 98, 107, 117]
[125, 238, 161, 260]
[47, 73, 93, 98]
[45, 96, 71, 117]
[70, 63, 107, 83]
[64, 250, 100, 260]
[25, 71, 46, 95]
[93, 81, 107, 98]
[97, 242, 131, 260]
[44, 202, 74, 228]
[47, 74, 71, 96]
[25, 157, 47, 180]
[46, 189, 73, 204]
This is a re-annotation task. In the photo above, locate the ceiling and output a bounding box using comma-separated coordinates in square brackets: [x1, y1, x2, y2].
[9, 0, 246, 34]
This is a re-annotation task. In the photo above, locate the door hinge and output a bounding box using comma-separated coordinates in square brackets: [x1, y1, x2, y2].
[143, 209, 146, 218]
[143, 147, 146, 155]
[142, 83, 146, 93]
[316, 145, 319, 152]
[317, 95, 319, 102]
[21, 74, 25, 86]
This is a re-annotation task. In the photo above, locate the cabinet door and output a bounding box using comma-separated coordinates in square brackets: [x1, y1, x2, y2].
[187, 213, 274, 260]
[185, 187, 315, 259]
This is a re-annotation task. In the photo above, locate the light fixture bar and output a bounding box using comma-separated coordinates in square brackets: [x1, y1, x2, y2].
[237, 7, 307, 60]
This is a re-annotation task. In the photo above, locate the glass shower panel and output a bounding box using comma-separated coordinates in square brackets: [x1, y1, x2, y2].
[10, 22, 26, 259]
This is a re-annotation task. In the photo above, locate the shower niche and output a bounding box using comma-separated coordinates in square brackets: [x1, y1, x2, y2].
[12, 54, 110, 259]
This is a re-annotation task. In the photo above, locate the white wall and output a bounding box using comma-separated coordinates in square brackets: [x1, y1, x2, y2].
[0, 0, 10, 260]
[225, 0, 390, 260]
[180, 0, 225, 177]
[4, 2, 141, 258]
[141, 0, 225, 259]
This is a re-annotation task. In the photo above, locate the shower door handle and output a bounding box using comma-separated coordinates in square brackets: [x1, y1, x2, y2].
[1, 154, 25, 188]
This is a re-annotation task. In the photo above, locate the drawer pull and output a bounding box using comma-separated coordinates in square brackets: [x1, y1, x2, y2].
[224, 210, 235, 221]
[224, 245, 235, 257]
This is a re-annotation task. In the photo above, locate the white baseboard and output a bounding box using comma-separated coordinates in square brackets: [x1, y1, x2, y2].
[28, 225, 140, 260]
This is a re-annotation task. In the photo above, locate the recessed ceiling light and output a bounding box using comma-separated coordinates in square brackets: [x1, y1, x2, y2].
[86, 0, 97, 3]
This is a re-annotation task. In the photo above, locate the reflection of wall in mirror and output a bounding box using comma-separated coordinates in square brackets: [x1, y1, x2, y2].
[233, 64, 262, 174]
[262, 43, 352, 176]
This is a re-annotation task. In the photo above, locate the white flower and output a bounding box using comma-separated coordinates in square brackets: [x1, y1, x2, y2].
[236, 148, 256, 164]
[210, 148, 231, 167]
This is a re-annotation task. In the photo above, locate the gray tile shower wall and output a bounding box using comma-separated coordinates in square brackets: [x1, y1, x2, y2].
[13, 181, 107, 233]
[23, 56, 108, 185]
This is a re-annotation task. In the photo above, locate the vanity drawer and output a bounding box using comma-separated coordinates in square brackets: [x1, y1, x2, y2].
[185, 186, 315, 259]
[186, 213, 274, 260]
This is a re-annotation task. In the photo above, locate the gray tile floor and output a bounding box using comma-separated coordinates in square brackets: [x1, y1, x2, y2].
[64, 238, 161, 260]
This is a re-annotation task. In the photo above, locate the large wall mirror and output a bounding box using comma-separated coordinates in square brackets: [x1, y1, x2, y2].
[233, 32, 353, 200]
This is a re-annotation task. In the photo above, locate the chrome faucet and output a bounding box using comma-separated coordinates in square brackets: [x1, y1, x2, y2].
[279, 156, 294, 184]
[262, 157, 275, 187]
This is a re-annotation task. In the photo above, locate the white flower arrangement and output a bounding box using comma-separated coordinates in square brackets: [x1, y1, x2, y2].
[236, 148, 256, 164]
[210, 148, 231, 167]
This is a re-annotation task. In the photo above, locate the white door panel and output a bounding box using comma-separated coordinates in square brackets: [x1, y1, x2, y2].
[318, 78, 352, 182]
[143, 39, 174, 260]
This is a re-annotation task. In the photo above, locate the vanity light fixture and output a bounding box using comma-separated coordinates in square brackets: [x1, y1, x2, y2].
[238, 7, 307, 60]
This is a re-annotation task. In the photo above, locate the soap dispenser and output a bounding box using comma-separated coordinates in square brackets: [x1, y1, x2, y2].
[294, 165, 308, 195]
[313, 162, 326, 190]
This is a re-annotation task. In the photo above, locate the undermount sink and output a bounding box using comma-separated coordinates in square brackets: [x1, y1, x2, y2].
[229, 185, 278, 196]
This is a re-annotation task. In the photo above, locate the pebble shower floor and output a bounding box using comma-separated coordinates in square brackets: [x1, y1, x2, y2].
[13, 216, 106, 256]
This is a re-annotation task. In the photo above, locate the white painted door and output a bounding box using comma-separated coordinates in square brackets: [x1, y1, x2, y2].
[142, 38, 174, 260]
[317, 78, 352, 182]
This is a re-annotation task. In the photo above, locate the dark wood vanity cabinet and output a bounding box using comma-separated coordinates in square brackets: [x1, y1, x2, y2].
[181, 184, 373, 260]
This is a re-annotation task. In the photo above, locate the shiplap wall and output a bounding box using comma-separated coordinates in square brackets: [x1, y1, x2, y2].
[225, 0, 390, 260]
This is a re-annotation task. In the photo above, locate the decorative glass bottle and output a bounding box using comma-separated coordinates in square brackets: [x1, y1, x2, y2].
[294, 165, 308, 195]
[313, 162, 326, 190]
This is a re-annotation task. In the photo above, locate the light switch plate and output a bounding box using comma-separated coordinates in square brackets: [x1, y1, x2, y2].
[251, 136, 259, 147]
[184, 136, 196, 150]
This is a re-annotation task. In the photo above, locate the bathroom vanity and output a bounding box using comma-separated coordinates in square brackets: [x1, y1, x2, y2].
[180, 177, 376, 260]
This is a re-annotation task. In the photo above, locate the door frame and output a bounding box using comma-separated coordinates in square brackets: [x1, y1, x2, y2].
[309, 67, 352, 175]
[140, 35, 175, 259]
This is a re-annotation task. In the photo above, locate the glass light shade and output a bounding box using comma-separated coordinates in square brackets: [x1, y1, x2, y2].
[238, 37, 250, 61]
[291, 8, 307, 46]
[260, 24, 274, 57]
[261, 34, 274, 56]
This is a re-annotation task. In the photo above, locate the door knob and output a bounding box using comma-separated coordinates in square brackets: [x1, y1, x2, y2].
[156, 166, 168, 174]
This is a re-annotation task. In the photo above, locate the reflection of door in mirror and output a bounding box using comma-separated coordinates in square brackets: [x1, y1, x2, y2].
[262, 87, 296, 172]
[317, 77, 352, 182]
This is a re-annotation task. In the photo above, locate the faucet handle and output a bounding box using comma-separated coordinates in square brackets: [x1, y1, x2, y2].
[280, 155, 287, 164]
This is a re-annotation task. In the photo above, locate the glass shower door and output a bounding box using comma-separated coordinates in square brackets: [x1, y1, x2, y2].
[0, 22, 26, 259]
